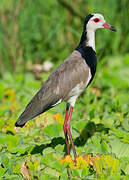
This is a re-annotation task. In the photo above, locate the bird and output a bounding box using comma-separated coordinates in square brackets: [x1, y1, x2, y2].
[15, 13, 116, 163]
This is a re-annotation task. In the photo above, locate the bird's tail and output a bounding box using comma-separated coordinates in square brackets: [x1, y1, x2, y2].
[15, 92, 44, 127]
[15, 87, 60, 128]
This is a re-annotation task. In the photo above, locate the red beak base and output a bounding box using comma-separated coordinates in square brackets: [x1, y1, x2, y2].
[103, 22, 117, 32]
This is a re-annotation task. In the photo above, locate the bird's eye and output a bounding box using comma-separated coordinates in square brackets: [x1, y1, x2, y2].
[93, 18, 100, 23]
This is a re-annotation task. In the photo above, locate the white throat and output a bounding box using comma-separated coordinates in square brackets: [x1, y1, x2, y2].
[86, 30, 96, 51]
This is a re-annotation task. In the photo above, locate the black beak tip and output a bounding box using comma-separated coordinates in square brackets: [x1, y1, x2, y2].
[110, 26, 117, 32]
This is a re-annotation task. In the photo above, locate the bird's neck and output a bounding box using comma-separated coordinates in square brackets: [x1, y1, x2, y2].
[78, 29, 96, 51]
[86, 30, 95, 51]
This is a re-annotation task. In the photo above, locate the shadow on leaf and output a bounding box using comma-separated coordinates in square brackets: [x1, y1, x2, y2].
[74, 121, 109, 147]
[26, 122, 109, 156]
[30, 137, 65, 155]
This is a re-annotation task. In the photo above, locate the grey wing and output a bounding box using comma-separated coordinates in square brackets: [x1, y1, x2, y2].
[15, 81, 61, 127]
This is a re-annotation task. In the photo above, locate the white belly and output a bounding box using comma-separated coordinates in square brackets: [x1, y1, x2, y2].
[67, 69, 92, 106]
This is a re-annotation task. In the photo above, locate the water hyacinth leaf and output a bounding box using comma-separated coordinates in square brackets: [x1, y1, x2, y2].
[124, 164, 129, 175]
[0, 154, 9, 168]
[109, 139, 129, 158]
[43, 123, 62, 137]
[121, 118, 129, 132]
[0, 168, 5, 177]
[0, 134, 19, 148]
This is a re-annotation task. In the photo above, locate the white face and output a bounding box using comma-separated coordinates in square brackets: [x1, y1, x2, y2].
[86, 13, 106, 31]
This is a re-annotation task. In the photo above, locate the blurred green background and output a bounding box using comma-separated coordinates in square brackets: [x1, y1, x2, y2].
[0, 0, 129, 74]
[1, 0, 129, 179]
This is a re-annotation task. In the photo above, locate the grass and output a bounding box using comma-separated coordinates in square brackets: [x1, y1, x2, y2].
[0, 54, 129, 179]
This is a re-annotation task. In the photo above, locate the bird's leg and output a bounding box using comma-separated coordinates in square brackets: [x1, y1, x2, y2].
[67, 106, 77, 164]
[63, 103, 70, 155]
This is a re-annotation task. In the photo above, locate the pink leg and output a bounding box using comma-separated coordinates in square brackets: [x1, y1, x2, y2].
[63, 104, 70, 155]
[67, 106, 77, 163]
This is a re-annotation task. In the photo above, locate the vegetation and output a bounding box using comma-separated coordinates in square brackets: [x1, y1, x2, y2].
[0, 0, 129, 179]
[0, 0, 129, 73]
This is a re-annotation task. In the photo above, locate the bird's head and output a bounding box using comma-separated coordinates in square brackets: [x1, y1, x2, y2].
[84, 13, 116, 32]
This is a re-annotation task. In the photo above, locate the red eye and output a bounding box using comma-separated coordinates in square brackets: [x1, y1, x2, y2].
[94, 18, 100, 23]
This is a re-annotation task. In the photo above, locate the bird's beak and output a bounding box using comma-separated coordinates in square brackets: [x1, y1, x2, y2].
[103, 22, 117, 32]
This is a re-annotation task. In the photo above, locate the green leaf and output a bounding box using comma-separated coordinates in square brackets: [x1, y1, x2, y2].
[109, 139, 129, 158]
[0, 168, 5, 177]
[43, 123, 62, 137]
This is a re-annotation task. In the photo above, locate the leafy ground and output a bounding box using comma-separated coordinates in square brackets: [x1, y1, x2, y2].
[0, 55, 129, 179]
